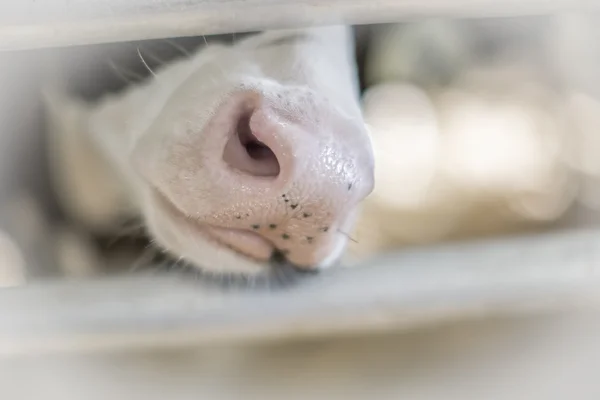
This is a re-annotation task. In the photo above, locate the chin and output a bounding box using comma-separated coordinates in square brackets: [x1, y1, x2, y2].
[139, 189, 348, 282]
[142, 190, 270, 276]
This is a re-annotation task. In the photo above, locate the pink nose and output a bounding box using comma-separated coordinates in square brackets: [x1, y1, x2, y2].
[206, 89, 373, 268]
[149, 87, 375, 269]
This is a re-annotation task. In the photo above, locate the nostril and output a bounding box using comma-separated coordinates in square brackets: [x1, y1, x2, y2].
[238, 114, 276, 162]
[223, 111, 281, 178]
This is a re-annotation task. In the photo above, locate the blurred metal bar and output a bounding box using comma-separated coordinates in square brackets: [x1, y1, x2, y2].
[2, 228, 600, 356]
[0, 0, 599, 50]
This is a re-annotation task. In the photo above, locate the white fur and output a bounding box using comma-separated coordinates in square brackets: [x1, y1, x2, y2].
[46, 26, 374, 276]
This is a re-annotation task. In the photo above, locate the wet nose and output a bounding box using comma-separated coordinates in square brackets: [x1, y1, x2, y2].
[213, 89, 374, 269]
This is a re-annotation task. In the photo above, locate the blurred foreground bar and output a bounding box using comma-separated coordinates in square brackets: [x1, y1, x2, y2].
[1, 0, 600, 50]
[2, 228, 600, 356]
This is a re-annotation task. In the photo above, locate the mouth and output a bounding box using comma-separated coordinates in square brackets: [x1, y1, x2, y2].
[151, 189, 276, 264]
[144, 189, 318, 288]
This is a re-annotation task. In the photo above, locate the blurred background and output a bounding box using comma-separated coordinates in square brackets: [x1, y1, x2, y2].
[350, 14, 600, 260]
[3, 13, 600, 279]
[3, 6, 600, 400]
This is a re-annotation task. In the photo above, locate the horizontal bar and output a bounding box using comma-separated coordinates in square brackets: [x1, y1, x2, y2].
[2, 228, 600, 356]
[0, 0, 599, 51]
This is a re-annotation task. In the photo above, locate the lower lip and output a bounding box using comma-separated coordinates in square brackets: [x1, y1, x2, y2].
[153, 190, 275, 261]
[204, 225, 274, 260]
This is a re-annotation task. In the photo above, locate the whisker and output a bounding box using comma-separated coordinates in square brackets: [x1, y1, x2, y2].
[337, 229, 359, 243]
[136, 44, 168, 68]
[129, 245, 160, 272]
[104, 220, 146, 249]
[162, 38, 191, 57]
[137, 47, 157, 78]
[107, 59, 145, 83]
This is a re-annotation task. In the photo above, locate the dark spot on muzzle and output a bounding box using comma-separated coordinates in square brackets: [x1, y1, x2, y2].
[270, 249, 319, 276]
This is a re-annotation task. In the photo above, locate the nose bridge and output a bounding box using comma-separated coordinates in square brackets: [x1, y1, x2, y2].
[250, 80, 323, 124]
[245, 80, 373, 200]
